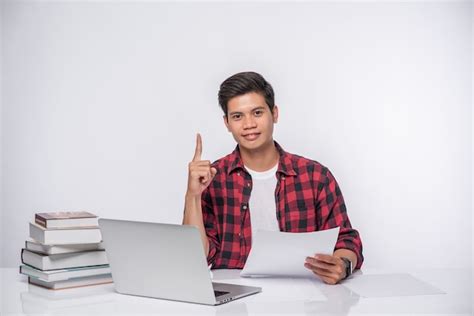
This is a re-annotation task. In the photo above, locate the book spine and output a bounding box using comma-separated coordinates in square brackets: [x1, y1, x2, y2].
[21, 248, 25, 265]
[35, 215, 47, 228]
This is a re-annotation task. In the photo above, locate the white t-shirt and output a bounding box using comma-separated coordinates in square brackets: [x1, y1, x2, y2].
[244, 163, 280, 243]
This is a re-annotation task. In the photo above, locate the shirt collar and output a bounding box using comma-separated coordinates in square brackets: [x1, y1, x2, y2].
[227, 141, 298, 177]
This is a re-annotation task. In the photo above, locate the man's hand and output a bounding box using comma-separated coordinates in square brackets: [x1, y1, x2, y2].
[304, 254, 347, 285]
[183, 133, 217, 257]
[187, 133, 217, 197]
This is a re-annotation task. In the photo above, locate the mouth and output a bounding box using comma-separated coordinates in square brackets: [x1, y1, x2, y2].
[242, 133, 261, 141]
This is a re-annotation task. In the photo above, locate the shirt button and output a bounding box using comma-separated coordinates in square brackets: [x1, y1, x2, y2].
[238, 172, 241, 176]
[282, 176, 286, 180]
[247, 183, 251, 187]
[242, 205, 248, 210]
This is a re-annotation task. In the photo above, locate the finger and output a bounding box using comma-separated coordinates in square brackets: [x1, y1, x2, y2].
[210, 167, 217, 178]
[311, 266, 339, 280]
[204, 169, 211, 183]
[193, 133, 202, 162]
[193, 168, 211, 184]
[305, 264, 341, 283]
[191, 166, 214, 174]
[304, 261, 327, 273]
[305, 264, 339, 281]
[317, 274, 338, 285]
[200, 174, 210, 184]
[200, 173, 213, 185]
[202, 169, 217, 185]
[305, 257, 335, 271]
[304, 260, 333, 274]
[190, 170, 210, 181]
[306, 258, 344, 276]
[191, 160, 211, 167]
[314, 254, 339, 265]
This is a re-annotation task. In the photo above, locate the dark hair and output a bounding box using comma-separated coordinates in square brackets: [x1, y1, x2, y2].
[218, 71, 275, 116]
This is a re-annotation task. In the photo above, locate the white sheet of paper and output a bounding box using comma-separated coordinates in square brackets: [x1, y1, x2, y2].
[343, 273, 446, 297]
[240, 227, 340, 277]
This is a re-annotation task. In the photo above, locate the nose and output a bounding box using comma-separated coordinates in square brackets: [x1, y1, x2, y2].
[243, 115, 257, 129]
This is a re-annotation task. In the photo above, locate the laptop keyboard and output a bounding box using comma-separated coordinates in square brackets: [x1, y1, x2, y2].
[214, 290, 230, 298]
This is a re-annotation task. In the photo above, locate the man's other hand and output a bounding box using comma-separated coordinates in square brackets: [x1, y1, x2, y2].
[304, 254, 347, 285]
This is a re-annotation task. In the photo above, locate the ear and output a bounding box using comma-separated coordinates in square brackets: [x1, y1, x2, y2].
[223, 115, 231, 132]
[272, 105, 279, 124]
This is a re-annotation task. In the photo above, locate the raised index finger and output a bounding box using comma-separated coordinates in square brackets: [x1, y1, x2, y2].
[193, 133, 202, 161]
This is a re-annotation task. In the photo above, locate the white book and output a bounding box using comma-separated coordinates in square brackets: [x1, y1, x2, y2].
[25, 240, 104, 255]
[25, 279, 113, 299]
[29, 222, 102, 245]
[20, 264, 111, 282]
[21, 249, 108, 270]
[28, 274, 113, 290]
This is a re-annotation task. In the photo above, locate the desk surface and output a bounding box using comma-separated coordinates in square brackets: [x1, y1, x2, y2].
[1, 267, 472, 315]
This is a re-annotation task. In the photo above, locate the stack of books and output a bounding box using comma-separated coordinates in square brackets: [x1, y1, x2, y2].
[20, 211, 113, 290]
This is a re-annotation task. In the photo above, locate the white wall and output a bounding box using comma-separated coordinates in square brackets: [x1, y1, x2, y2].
[1, 1, 472, 270]
[471, 0, 473, 308]
[0, 0, 4, 268]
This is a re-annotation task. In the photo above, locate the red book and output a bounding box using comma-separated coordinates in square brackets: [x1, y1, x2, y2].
[35, 211, 98, 229]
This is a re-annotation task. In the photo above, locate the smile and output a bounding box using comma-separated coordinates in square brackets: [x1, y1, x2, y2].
[243, 133, 260, 141]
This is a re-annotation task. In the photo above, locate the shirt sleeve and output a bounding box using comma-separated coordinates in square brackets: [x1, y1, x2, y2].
[201, 187, 220, 267]
[316, 167, 364, 269]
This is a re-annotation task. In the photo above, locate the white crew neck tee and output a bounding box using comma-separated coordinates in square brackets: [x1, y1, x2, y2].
[244, 163, 280, 243]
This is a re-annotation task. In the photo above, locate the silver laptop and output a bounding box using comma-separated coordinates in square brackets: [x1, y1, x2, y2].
[99, 218, 261, 305]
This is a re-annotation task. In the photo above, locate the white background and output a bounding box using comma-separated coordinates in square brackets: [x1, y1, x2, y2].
[1, 1, 472, 272]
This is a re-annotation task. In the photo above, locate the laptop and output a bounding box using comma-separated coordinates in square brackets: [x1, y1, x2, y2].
[98, 218, 261, 305]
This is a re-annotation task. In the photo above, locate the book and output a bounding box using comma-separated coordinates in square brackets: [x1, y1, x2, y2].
[21, 249, 108, 270]
[25, 240, 104, 255]
[28, 274, 113, 290]
[35, 211, 98, 229]
[25, 278, 113, 299]
[29, 222, 102, 245]
[20, 264, 111, 282]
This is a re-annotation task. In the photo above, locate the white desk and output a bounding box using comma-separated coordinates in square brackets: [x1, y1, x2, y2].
[1, 268, 471, 315]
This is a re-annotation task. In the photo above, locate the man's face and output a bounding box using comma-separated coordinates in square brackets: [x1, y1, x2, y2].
[224, 92, 278, 152]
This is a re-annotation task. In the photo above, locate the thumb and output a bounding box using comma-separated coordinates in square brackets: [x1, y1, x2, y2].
[210, 167, 217, 178]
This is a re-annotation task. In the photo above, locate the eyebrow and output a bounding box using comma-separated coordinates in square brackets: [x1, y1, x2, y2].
[228, 106, 266, 116]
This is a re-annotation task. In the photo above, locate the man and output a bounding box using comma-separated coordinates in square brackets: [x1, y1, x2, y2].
[183, 72, 363, 284]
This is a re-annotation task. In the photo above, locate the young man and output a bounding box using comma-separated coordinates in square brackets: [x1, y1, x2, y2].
[183, 72, 363, 285]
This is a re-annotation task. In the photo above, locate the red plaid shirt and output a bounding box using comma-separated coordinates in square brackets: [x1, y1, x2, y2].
[202, 141, 363, 269]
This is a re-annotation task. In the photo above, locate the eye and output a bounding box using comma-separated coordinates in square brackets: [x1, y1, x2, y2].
[254, 110, 263, 116]
[232, 114, 242, 120]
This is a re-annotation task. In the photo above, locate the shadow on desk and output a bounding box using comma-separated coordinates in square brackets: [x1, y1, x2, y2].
[21, 283, 116, 314]
[215, 279, 360, 316]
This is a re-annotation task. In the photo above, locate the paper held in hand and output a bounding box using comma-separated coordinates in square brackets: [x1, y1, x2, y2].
[240, 227, 340, 278]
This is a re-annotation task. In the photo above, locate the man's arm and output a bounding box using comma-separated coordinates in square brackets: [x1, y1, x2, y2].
[183, 193, 209, 257]
[304, 167, 363, 284]
[182, 134, 217, 258]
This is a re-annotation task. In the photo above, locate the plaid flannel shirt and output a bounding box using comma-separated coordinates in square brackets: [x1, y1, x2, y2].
[202, 141, 363, 269]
